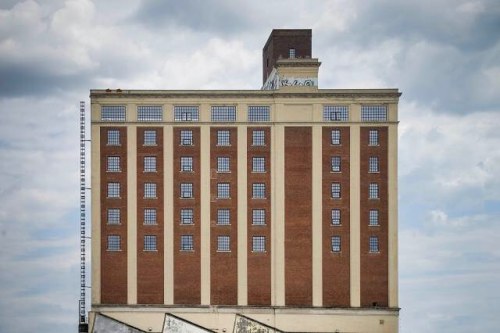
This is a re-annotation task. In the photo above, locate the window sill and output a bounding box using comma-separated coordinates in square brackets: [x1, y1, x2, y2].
[369, 224, 380, 227]
[180, 197, 194, 199]
[143, 249, 158, 252]
[331, 223, 342, 227]
[331, 197, 341, 200]
[251, 171, 267, 174]
[216, 250, 231, 253]
[330, 171, 341, 174]
[252, 197, 267, 200]
[106, 249, 122, 252]
[106, 170, 121, 173]
[251, 250, 267, 253]
[368, 171, 380, 174]
[143, 144, 157, 147]
[180, 249, 194, 252]
[251, 223, 267, 226]
[369, 251, 380, 254]
[216, 145, 231, 147]
[143, 223, 158, 226]
[107, 196, 121, 199]
[144, 170, 158, 173]
[216, 171, 231, 174]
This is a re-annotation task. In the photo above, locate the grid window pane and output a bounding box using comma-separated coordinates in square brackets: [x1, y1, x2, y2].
[217, 209, 230, 225]
[101, 106, 125, 121]
[217, 236, 230, 252]
[248, 106, 270, 122]
[144, 156, 157, 172]
[331, 129, 341, 145]
[180, 183, 193, 198]
[369, 157, 379, 173]
[252, 183, 265, 199]
[331, 209, 341, 225]
[361, 105, 387, 121]
[107, 130, 120, 145]
[331, 183, 341, 199]
[369, 130, 379, 146]
[174, 106, 199, 122]
[252, 209, 266, 225]
[180, 209, 193, 224]
[323, 105, 349, 121]
[289, 48, 296, 58]
[107, 156, 120, 172]
[180, 235, 193, 251]
[252, 236, 266, 252]
[369, 236, 379, 252]
[144, 208, 157, 225]
[107, 182, 120, 198]
[107, 209, 120, 224]
[144, 183, 157, 198]
[180, 157, 193, 172]
[252, 157, 265, 173]
[217, 130, 230, 146]
[369, 183, 379, 199]
[144, 130, 157, 145]
[144, 235, 157, 251]
[331, 236, 341, 252]
[331, 156, 341, 172]
[107, 235, 121, 251]
[137, 106, 162, 121]
[180, 130, 193, 145]
[217, 183, 230, 199]
[217, 157, 230, 172]
[369, 210, 379, 226]
[211, 106, 236, 122]
[252, 130, 265, 146]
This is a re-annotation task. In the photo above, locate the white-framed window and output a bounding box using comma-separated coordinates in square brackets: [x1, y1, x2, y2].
[289, 48, 296, 59]
[217, 157, 230, 172]
[252, 157, 265, 173]
[331, 236, 341, 252]
[180, 130, 193, 146]
[180, 156, 193, 172]
[144, 208, 157, 225]
[211, 106, 236, 122]
[323, 105, 349, 121]
[369, 210, 379, 226]
[180, 235, 193, 251]
[248, 106, 270, 122]
[217, 130, 230, 146]
[361, 105, 387, 121]
[144, 183, 157, 198]
[369, 157, 379, 173]
[180, 208, 193, 224]
[144, 130, 157, 145]
[252, 209, 266, 225]
[217, 209, 230, 225]
[369, 183, 379, 199]
[252, 130, 265, 146]
[331, 129, 341, 145]
[174, 106, 199, 122]
[252, 236, 266, 252]
[180, 183, 193, 198]
[144, 156, 157, 172]
[107, 182, 120, 198]
[217, 183, 230, 199]
[252, 183, 265, 199]
[101, 106, 125, 121]
[217, 235, 230, 252]
[144, 235, 157, 251]
[331, 209, 341, 225]
[107, 208, 120, 225]
[369, 236, 379, 252]
[331, 156, 341, 172]
[137, 106, 162, 121]
[107, 156, 120, 172]
[369, 130, 379, 146]
[331, 183, 341, 199]
[107, 130, 120, 145]
[107, 235, 121, 251]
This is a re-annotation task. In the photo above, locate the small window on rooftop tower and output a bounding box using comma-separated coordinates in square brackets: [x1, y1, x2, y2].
[289, 48, 296, 58]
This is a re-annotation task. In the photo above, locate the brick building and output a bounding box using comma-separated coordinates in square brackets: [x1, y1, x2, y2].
[89, 29, 401, 332]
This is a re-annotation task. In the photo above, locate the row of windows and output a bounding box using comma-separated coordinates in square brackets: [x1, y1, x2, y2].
[329, 156, 379, 173]
[330, 236, 380, 252]
[101, 105, 388, 122]
[330, 183, 379, 199]
[329, 209, 380, 226]
[331, 129, 380, 146]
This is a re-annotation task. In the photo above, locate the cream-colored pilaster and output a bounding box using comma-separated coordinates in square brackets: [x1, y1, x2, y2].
[200, 125, 211, 305]
[237, 126, 248, 305]
[164, 126, 174, 304]
[349, 125, 361, 307]
[388, 124, 399, 308]
[127, 126, 137, 304]
[271, 125, 285, 306]
[199, 103, 210, 122]
[91, 124, 101, 304]
[312, 125, 323, 307]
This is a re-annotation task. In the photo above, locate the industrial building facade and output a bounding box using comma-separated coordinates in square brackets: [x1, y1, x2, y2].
[89, 30, 401, 332]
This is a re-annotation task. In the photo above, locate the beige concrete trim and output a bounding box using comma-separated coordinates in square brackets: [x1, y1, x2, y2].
[164, 126, 174, 304]
[237, 126, 248, 305]
[271, 125, 285, 306]
[350, 104, 361, 122]
[200, 126, 211, 305]
[91, 124, 101, 304]
[350, 125, 361, 307]
[312, 125, 323, 307]
[127, 126, 137, 304]
[388, 124, 399, 308]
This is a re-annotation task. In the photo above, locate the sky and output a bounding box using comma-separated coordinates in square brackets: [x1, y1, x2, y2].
[0, 0, 499, 332]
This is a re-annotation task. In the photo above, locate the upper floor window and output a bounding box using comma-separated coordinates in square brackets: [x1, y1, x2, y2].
[369, 183, 379, 199]
[107, 208, 120, 225]
[369, 210, 379, 226]
[217, 157, 230, 172]
[252, 183, 266, 199]
[289, 48, 296, 59]
[331, 236, 341, 252]
[331, 156, 341, 172]
[217, 130, 230, 146]
[144, 183, 157, 198]
[144, 235, 157, 251]
[107, 182, 120, 198]
[144, 156, 157, 172]
[180, 208, 193, 224]
[144, 208, 157, 225]
[323, 105, 349, 121]
[252, 236, 266, 252]
[144, 130, 157, 145]
[361, 105, 387, 121]
[107, 156, 120, 172]
[107, 235, 121, 251]
[174, 106, 199, 122]
[252, 209, 266, 225]
[211, 106, 236, 122]
[248, 106, 270, 122]
[369, 236, 379, 252]
[369, 157, 379, 173]
[107, 130, 120, 145]
[217, 209, 230, 225]
[137, 106, 162, 122]
[369, 130, 379, 146]
[331, 183, 341, 199]
[331, 129, 341, 145]
[180, 156, 193, 172]
[217, 183, 230, 199]
[180, 235, 194, 251]
[252, 130, 265, 146]
[101, 105, 125, 121]
[180, 183, 193, 198]
[252, 157, 265, 173]
[331, 209, 341, 225]
[217, 235, 230, 252]
[180, 130, 193, 146]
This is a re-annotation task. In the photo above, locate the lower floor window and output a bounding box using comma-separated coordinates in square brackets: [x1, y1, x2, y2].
[331, 236, 341, 252]
[217, 235, 230, 252]
[180, 235, 194, 251]
[107, 235, 121, 251]
[369, 236, 379, 252]
[144, 235, 157, 251]
[252, 236, 266, 252]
